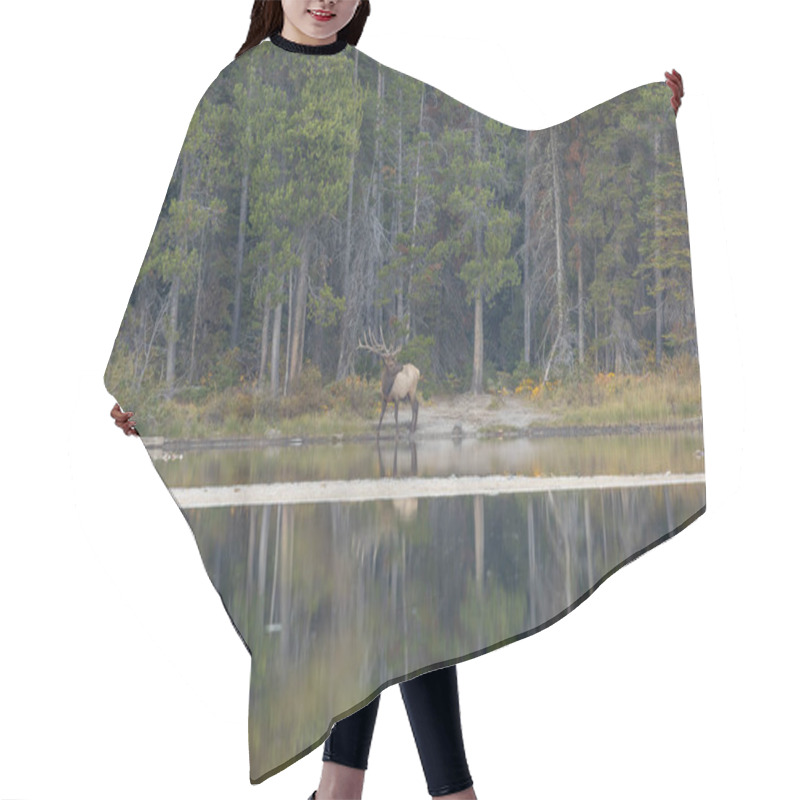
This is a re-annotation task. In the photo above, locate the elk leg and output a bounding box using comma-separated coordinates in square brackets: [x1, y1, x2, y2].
[394, 400, 400, 438]
[377, 397, 387, 437]
[411, 397, 419, 433]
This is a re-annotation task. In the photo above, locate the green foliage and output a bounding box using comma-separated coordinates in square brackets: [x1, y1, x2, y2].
[204, 347, 246, 393]
[306, 283, 345, 327]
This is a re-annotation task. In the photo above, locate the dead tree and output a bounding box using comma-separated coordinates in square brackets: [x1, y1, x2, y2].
[358, 326, 421, 436]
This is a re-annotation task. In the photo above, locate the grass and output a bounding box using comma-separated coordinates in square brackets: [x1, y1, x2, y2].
[514, 354, 702, 428]
[130, 374, 383, 442]
[271, 409, 371, 439]
[123, 354, 701, 441]
[135, 397, 375, 442]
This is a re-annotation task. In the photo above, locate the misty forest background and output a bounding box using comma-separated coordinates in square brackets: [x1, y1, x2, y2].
[104, 46, 700, 438]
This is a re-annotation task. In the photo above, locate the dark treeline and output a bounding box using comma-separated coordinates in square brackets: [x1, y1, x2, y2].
[105, 45, 696, 406]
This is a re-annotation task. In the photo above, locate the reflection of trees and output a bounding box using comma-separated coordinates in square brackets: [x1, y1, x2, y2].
[189, 483, 702, 662]
[187, 480, 703, 780]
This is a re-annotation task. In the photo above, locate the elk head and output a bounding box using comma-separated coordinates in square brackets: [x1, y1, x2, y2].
[358, 326, 402, 393]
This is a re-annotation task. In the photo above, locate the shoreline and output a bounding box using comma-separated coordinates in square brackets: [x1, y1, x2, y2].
[142, 417, 703, 453]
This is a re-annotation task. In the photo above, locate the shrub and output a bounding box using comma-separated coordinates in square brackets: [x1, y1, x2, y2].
[231, 389, 255, 422]
[511, 359, 541, 390]
[279, 360, 325, 418]
[329, 373, 375, 417]
[442, 370, 467, 396]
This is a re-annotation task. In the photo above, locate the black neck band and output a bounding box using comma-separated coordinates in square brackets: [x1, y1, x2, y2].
[270, 31, 348, 56]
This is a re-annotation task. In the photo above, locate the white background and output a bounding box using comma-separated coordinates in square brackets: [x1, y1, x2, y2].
[1, 1, 797, 798]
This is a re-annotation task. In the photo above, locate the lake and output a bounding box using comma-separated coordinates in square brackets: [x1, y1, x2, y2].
[148, 430, 705, 778]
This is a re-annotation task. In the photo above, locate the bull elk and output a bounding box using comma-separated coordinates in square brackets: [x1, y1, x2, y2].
[357, 326, 421, 436]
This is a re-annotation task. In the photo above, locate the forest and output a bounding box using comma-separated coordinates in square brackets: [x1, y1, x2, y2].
[104, 43, 700, 438]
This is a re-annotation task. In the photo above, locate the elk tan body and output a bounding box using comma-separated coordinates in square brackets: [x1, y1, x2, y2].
[358, 327, 421, 436]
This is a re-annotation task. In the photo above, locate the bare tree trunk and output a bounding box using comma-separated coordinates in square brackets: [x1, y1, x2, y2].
[335, 54, 360, 380]
[543, 126, 566, 384]
[594, 300, 599, 372]
[165, 274, 180, 396]
[258, 290, 272, 391]
[136, 291, 169, 391]
[654, 127, 664, 367]
[188, 223, 208, 384]
[368, 65, 386, 335]
[270, 279, 283, 398]
[395, 86, 405, 336]
[593, 241, 600, 371]
[577, 239, 584, 365]
[231, 167, 250, 349]
[311, 241, 324, 368]
[283, 268, 292, 397]
[470, 109, 484, 395]
[376, 64, 386, 324]
[472, 287, 484, 394]
[165, 154, 187, 396]
[298, 245, 309, 380]
[408, 85, 425, 344]
[313, 303, 324, 367]
[523, 132, 532, 366]
[288, 233, 310, 391]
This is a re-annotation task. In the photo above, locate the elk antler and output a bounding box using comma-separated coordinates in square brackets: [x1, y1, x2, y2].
[357, 325, 402, 358]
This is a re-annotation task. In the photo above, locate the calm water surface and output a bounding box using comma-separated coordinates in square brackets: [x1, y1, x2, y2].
[152, 432, 705, 779]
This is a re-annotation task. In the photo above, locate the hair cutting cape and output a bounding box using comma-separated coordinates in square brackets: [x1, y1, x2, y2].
[104, 33, 705, 784]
